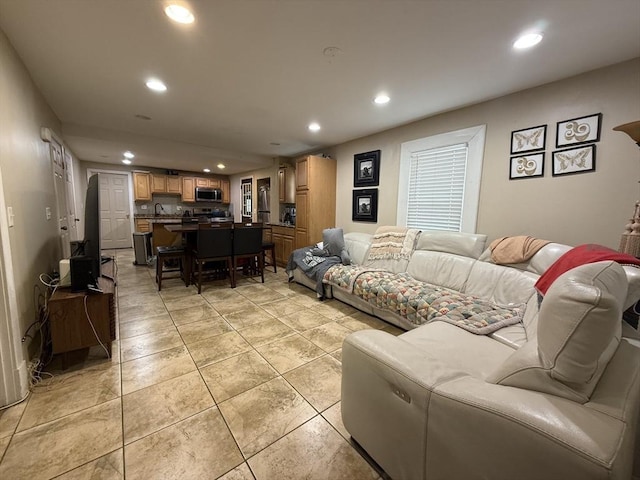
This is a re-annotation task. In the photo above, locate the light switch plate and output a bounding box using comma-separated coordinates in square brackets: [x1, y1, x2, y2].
[7, 206, 14, 227]
[45, 206, 51, 220]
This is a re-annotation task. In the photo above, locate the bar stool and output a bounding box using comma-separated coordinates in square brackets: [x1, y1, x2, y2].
[262, 241, 276, 273]
[155, 245, 186, 291]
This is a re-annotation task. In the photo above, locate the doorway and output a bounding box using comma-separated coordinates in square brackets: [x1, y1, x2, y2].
[50, 139, 71, 258]
[241, 177, 253, 223]
[99, 173, 132, 249]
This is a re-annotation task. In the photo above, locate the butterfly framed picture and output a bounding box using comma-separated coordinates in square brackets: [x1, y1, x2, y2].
[552, 144, 596, 176]
[510, 124, 546, 154]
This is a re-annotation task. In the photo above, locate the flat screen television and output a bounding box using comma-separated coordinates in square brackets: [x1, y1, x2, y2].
[83, 173, 101, 282]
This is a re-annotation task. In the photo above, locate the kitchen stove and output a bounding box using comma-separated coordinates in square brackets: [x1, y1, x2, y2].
[191, 207, 233, 223]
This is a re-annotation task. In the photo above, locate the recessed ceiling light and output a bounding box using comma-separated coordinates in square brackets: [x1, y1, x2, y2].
[164, 4, 194, 24]
[513, 33, 543, 49]
[122, 159, 132, 165]
[374, 94, 390, 105]
[146, 79, 167, 92]
[308, 123, 321, 132]
[123, 151, 135, 159]
[203, 168, 211, 173]
[217, 163, 226, 169]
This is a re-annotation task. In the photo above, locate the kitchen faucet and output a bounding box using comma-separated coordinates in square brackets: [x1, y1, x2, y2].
[154, 203, 164, 216]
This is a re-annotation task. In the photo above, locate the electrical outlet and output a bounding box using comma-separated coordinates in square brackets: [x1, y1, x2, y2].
[176, 206, 182, 211]
[141, 204, 148, 210]
[45, 207, 52, 220]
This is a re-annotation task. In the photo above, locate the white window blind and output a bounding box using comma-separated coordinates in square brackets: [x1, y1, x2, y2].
[407, 143, 468, 232]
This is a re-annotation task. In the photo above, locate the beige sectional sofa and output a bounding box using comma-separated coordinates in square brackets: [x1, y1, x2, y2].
[291, 230, 640, 479]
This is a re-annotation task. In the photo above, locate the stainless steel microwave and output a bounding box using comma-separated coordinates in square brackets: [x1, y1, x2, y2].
[195, 187, 223, 202]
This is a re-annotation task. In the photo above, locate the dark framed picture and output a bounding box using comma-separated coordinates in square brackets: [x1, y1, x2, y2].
[353, 150, 380, 187]
[352, 189, 378, 222]
[510, 125, 546, 154]
[556, 113, 602, 148]
[509, 152, 544, 179]
[552, 144, 596, 176]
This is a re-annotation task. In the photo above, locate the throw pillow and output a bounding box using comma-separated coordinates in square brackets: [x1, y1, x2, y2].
[323, 228, 351, 265]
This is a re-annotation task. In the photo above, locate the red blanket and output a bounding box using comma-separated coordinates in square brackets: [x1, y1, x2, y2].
[535, 244, 640, 295]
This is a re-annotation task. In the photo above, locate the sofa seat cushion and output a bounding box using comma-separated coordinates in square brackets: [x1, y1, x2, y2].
[327, 265, 525, 333]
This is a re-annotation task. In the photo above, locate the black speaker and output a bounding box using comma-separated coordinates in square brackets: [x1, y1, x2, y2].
[70, 255, 98, 292]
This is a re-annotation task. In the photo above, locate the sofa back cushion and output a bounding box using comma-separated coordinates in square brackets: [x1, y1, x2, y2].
[344, 232, 373, 265]
[488, 261, 626, 403]
[416, 231, 487, 259]
[407, 252, 476, 292]
[464, 261, 539, 306]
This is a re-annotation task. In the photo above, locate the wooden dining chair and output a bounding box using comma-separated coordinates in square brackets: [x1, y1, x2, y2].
[262, 225, 277, 273]
[232, 222, 265, 285]
[191, 223, 234, 293]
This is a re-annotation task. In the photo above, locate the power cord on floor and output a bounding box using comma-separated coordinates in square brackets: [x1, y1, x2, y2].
[83, 295, 111, 359]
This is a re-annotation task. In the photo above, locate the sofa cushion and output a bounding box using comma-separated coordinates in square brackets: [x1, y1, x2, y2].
[417, 231, 487, 259]
[488, 261, 626, 403]
[344, 232, 372, 265]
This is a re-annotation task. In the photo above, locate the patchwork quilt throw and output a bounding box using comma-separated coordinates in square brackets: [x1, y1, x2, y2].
[324, 265, 524, 334]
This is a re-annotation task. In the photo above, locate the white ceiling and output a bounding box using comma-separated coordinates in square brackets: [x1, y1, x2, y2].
[1, 0, 639, 175]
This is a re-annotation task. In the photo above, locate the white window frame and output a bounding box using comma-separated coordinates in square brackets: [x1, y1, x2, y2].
[397, 125, 486, 233]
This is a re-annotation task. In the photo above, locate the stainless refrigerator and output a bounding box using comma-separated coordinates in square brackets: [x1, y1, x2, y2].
[257, 186, 270, 224]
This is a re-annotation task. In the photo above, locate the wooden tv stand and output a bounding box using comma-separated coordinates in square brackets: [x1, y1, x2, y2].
[47, 276, 116, 364]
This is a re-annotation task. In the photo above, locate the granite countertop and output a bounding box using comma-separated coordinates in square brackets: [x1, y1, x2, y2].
[270, 222, 296, 228]
[135, 214, 183, 219]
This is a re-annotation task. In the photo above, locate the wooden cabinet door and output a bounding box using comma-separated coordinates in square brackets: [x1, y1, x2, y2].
[134, 219, 150, 233]
[151, 174, 167, 193]
[133, 172, 151, 201]
[272, 234, 284, 266]
[182, 177, 196, 202]
[296, 157, 309, 190]
[208, 178, 221, 188]
[195, 178, 209, 188]
[278, 168, 286, 202]
[221, 179, 230, 203]
[166, 176, 182, 194]
[283, 235, 294, 262]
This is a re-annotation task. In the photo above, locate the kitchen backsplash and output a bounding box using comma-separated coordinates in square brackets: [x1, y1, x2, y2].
[135, 194, 233, 216]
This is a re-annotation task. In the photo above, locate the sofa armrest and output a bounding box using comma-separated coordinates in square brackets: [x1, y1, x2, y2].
[341, 330, 470, 480]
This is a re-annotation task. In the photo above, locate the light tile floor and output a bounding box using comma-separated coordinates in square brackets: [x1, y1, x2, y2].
[0, 248, 401, 479]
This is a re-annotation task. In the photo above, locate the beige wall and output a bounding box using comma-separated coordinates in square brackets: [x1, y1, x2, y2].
[331, 58, 640, 248]
[0, 29, 63, 356]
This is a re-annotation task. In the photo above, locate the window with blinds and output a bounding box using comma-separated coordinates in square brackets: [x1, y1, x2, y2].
[407, 143, 468, 232]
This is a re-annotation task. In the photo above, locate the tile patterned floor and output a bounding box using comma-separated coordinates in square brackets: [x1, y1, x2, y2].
[0, 248, 401, 479]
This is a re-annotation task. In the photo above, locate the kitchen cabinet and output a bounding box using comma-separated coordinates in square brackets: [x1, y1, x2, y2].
[134, 219, 151, 233]
[221, 179, 230, 203]
[294, 155, 336, 248]
[166, 176, 182, 194]
[279, 166, 296, 203]
[271, 225, 295, 266]
[151, 174, 167, 193]
[182, 177, 196, 202]
[133, 172, 151, 201]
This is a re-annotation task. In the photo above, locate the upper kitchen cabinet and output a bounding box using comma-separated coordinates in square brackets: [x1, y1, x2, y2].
[294, 155, 336, 248]
[166, 175, 182, 194]
[133, 171, 151, 201]
[151, 174, 166, 193]
[182, 177, 196, 202]
[221, 179, 230, 203]
[278, 165, 296, 203]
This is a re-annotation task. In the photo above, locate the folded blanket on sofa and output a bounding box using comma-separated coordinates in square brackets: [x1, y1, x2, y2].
[489, 235, 550, 264]
[535, 243, 640, 295]
[286, 247, 343, 297]
[364, 226, 420, 273]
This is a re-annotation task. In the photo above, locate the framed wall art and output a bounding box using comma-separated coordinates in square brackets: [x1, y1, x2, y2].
[352, 188, 378, 222]
[509, 153, 544, 179]
[556, 113, 602, 148]
[552, 144, 596, 176]
[353, 150, 380, 187]
[510, 124, 546, 154]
